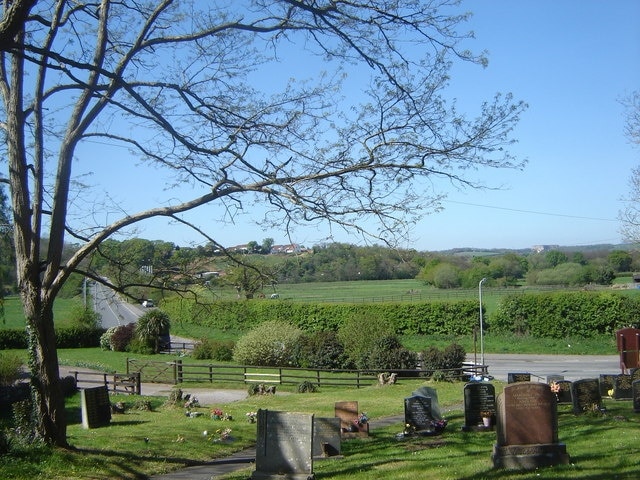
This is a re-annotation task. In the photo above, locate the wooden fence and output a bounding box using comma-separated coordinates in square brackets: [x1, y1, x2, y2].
[68, 370, 141, 395]
[125, 358, 488, 389]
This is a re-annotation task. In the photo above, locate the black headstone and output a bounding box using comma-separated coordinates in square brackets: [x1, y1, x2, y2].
[599, 374, 617, 397]
[571, 378, 602, 415]
[508, 373, 531, 383]
[462, 382, 496, 430]
[614, 374, 633, 400]
[81, 386, 111, 429]
[633, 379, 640, 413]
[404, 395, 433, 431]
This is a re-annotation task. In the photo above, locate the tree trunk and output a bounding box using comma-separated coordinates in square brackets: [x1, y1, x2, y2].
[23, 290, 68, 447]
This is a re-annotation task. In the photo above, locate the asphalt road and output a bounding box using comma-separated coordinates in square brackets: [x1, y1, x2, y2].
[93, 281, 144, 328]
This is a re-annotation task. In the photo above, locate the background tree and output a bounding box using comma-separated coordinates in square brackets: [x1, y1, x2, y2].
[620, 90, 640, 242]
[0, 1, 525, 446]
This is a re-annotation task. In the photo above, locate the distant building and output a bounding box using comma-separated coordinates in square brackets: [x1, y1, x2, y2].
[270, 243, 305, 255]
[531, 245, 560, 253]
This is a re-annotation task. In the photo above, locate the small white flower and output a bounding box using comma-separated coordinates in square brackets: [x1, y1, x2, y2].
[203, 430, 208, 436]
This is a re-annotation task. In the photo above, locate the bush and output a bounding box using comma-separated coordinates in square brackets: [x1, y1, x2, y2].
[421, 342, 466, 376]
[100, 326, 118, 350]
[55, 327, 104, 348]
[109, 323, 136, 352]
[126, 337, 155, 354]
[290, 331, 350, 369]
[233, 320, 303, 366]
[297, 381, 318, 393]
[0, 329, 26, 349]
[135, 310, 171, 353]
[366, 336, 418, 371]
[192, 339, 235, 361]
[0, 352, 23, 385]
[338, 314, 395, 369]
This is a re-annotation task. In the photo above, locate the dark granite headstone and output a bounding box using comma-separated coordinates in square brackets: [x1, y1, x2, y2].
[633, 379, 640, 413]
[546, 374, 564, 383]
[508, 373, 531, 383]
[335, 401, 368, 438]
[631, 368, 640, 382]
[614, 374, 633, 400]
[462, 382, 496, 431]
[571, 378, 602, 414]
[492, 382, 570, 470]
[404, 395, 433, 431]
[81, 386, 111, 429]
[599, 374, 617, 397]
[312, 417, 341, 458]
[253, 410, 315, 480]
[554, 380, 573, 404]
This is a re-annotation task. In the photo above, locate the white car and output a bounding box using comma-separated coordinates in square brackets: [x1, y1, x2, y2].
[142, 299, 155, 308]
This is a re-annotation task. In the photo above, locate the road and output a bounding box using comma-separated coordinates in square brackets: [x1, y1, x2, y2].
[93, 281, 146, 328]
[479, 353, 621, 382]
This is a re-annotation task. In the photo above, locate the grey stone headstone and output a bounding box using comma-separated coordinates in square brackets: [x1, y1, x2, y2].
[614, 374, 633, 400]
[312, 417, 341, 458]
[411, 386, 442, 419]
[253, 410, 315, 480]
[404, 395, 433, 431]
[462, 382, 496, 430]
[571, 378, 602, 414]
[81, 386, 111, 429]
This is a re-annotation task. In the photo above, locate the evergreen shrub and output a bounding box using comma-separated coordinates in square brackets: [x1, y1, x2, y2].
[232, 320, 303, 366]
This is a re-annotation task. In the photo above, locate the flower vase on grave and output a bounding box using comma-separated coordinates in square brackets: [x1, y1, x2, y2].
[482, 416, 491, 427]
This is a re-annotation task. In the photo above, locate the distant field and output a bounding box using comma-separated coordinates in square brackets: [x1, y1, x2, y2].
[1, 295, 83, 328]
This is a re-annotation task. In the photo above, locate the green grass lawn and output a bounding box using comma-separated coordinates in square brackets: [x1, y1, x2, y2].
[1, 379, 638, 479]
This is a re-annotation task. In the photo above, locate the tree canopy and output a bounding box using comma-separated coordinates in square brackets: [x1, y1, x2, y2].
[0, 0, 526, 446]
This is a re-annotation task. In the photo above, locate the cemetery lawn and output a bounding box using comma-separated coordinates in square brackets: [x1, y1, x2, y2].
[1, 380, 639, 479]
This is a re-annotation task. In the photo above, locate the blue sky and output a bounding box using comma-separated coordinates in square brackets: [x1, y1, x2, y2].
[68, 0, 639, 252]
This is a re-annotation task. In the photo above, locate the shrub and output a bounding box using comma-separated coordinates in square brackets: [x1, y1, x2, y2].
[69, 304, 102, 329]
[233, 320, 303, 366]
[366, 336, 418, 371]
[0, 352, 23, 385]
[192, 339, 235, 361]
[421, 342, 466, 376]
[297, 381, 318, 393]
[338, 314, 395, 369]
[0, 329, 27, 349]
[290, 331, 350, 369]
[135, 310, 171, 353]
[100, 326, 118, 350]
[126, 337, 155, 354]
[110, 323, 136, 352]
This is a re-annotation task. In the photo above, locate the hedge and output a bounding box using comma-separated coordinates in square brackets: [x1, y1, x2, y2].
[0, 327, 105, 349]
[490, 291, 640, 337]
[161, 297, 480, 336]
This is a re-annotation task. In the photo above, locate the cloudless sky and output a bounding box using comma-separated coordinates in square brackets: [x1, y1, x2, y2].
[69, 0, 639, 252]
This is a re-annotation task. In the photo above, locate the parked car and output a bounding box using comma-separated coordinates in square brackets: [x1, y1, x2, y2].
[142, 299, 155, 308]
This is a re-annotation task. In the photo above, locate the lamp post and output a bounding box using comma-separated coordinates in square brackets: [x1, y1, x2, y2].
[479, 277, 487, 367]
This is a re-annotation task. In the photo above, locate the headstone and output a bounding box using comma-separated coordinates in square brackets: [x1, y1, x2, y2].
[492, 382, 570, 470]
[508, 373, 531, 383]
[81, 386, 111, 429]
[633, 379, 640, 413]
[613, 374, 633, 400]
[312, 417, 341, 458]
[631, 368, 640, 383]
[404, 395, 433, 431]
[411, 386, 442, 419]
[599, 374, 617, 397]
[571, 378, 602, 415]
[546, 374, 564, 383]
[462, 382, 496, 431]
[553, 380, 573, 404]
[252, 410, 315, 480]
[335, 401, 368, 438]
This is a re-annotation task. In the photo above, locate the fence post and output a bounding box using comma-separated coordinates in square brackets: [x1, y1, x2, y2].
[209, 365, 213, 383]
[316, 370, 320, 387]
[103, 373, 108, 390]
[176, 359, 183, 383]
[134, 372, 141, 395]
[126, 357, 129, 374]
[356, 370, 360, 389]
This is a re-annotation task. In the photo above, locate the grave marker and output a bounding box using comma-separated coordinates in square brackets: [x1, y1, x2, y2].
[614, 374, 633, 400]
[81, 386, 111, 429]
[508, 373, 531, 383]
[553, 380, 573, 404]
[335, 401, 368, 438]
[252, 410, 315, 480]
[404, 395, 433, 432]
[462, 382, 496, 431]
[312, 417, 341, 458]
[571, 378, 602, 415]
[599, 374, 617, 397]
[492, 382, 570, 470]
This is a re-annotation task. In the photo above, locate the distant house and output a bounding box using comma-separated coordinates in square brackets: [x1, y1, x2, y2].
[531, 245, 560, 253]
[270, 243, 304, 255]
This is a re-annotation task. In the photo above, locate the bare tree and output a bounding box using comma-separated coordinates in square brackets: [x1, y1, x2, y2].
[619, 91, 640, 243]
[0, 0, 526, 446]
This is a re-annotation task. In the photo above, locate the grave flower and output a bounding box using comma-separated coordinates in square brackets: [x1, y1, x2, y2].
[246, 411, 258, 423]
[354, 412, 368, 426]
[211, 408, 224, 420]
[209, 427, 233, 443]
